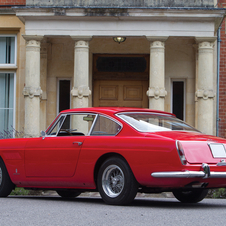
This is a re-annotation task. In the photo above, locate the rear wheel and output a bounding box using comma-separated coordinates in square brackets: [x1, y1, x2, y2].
[56, 190, 81, 198]
[97, 157, 138, 205]
[0, 159, 15, 197]
[173, 189, 209, 203]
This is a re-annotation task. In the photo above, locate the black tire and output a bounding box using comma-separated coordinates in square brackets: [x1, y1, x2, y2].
[173, 189, 209, 203]
[0, 159, 15, 197]
[97, 157, 138, 205]
[56, 190, 81, 198]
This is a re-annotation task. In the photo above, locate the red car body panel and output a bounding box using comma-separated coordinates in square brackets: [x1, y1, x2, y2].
[1, 107, 226, 192]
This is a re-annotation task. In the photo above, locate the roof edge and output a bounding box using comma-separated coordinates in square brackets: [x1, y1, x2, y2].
[13, 6, 226, 11]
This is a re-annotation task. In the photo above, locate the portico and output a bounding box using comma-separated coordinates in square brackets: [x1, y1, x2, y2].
[15, 6, 225, 136]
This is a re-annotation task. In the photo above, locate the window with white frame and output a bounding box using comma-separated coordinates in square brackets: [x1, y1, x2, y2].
[0, 35, 16, 65]
[0, 35, 16, 138]
[0, 73, 15, 138]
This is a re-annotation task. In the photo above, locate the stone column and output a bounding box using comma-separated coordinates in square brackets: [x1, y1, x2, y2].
[195, 37, 216, 135]
[146, 36, 168, 111]
[70, 36, 92, 109]
[22, 35, 43, 137]
[70, 36, 92, 134]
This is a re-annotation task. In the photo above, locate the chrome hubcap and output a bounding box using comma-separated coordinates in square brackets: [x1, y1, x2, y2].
[0, 167, 2, 186]
[102, 165, 124, 198]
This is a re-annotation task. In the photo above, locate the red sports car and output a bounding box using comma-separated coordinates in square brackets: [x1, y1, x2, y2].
[1, 107, 226, 205]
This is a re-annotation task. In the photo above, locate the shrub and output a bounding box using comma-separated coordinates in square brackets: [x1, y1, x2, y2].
[207, 188, 226, 198]
[10, 187, 44, 196]
[10, 187, 30, 196]
[0, 126, 24, 139]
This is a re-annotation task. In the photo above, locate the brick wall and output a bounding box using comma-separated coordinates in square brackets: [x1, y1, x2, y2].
[0, 0, 26, 6]
[218, 0, 226, 137]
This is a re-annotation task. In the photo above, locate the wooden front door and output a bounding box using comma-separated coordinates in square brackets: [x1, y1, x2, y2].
[93, 54, 149, 108]
[93, 80, 148, 107]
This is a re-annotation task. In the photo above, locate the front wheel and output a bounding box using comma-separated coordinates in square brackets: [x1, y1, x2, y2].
[97, 157, 138, 205]
[173, 189, 209, 203]
[0, 159, 15, 197]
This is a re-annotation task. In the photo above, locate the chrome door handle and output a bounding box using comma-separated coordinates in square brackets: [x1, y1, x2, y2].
[73, 142, 83, 146]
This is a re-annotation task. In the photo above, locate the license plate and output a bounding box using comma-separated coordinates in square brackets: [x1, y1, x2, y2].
[209, 143, 226, 158]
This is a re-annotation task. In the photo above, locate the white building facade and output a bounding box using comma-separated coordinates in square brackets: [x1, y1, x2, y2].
[14, 0, 225, 137]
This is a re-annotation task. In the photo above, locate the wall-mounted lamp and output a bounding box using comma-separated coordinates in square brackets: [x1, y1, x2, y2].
[113, 37, 126, 44]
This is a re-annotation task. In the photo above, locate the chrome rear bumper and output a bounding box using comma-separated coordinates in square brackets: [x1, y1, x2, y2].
[151, 163, 226, 179]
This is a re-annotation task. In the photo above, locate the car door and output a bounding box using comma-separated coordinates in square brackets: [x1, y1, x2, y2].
[25, 136, 85, 177]
[25, 113, 96, 177]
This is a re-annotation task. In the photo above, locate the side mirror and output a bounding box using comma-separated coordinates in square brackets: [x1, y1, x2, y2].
[40, 130, 46, 139]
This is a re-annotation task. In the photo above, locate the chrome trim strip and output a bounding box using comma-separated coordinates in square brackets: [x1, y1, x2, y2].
[151, 171, 226, 178]
[151, 171, 205, 178]
[217, 162, 226, 166]
[209, 172, 226, 178]
[116, 112, 173, 117]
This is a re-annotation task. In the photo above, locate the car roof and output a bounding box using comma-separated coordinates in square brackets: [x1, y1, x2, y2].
[60, 107, 175, 117]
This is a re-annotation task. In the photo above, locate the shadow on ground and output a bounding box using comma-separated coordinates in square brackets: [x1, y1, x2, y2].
[8, 193, 226, 209]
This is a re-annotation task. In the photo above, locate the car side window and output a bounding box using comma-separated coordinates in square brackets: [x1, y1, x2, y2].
[47, 116, 65, 135]
[58, 114, 96, 136]
[48, 114, 96, 136]
[90, 115, 121, 136]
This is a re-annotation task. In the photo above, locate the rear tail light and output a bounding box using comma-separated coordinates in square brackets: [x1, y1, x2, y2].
[176, 141, 187, 165]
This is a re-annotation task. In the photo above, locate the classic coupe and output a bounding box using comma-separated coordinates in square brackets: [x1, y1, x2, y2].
[1, 107, 226, 205]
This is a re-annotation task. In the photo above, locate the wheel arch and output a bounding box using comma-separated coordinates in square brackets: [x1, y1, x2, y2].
[94, 152, 137, 186]
[0, 155, 9, 167]
[0, 155, 15, 195]
[0, 155, 15, 185]
[0, 156, 6, 166]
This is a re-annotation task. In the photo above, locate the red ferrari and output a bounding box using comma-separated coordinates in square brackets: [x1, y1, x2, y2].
[1, 107, 226, 205]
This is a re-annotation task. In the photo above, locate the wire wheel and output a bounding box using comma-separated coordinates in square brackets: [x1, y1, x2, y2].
[97, 157, 138, 205]
[102, 164, 124, 198]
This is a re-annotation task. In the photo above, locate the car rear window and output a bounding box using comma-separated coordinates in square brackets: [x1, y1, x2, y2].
[117, 113, 199, 132]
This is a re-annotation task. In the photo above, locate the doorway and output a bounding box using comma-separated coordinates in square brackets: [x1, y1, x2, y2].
[58, 79, 71, 113]
[172, 81, 185, 120]
[93, 54, 149, 108]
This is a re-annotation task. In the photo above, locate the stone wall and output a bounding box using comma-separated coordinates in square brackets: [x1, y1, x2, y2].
[26, 0, 214, 7]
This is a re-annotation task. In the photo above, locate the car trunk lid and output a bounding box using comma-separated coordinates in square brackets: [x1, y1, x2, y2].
[180, 141, 226, 164]
[146, 131, 226, 164]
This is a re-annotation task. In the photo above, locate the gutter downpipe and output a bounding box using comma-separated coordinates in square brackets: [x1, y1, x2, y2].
[217, 27, 221, 137]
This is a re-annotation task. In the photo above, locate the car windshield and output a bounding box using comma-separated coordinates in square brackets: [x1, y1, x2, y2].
[117, 112, 199, 132]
